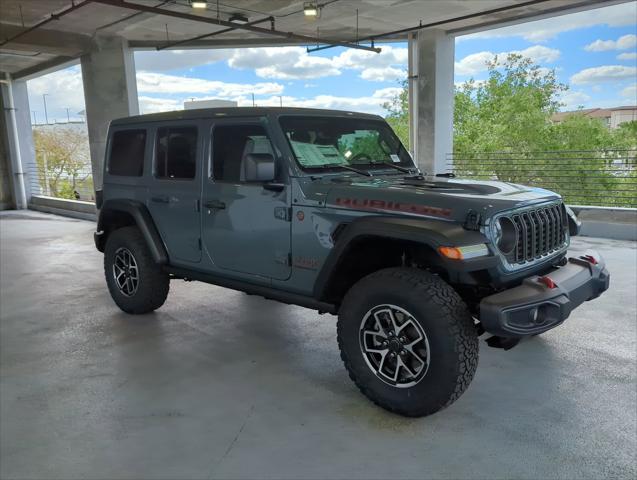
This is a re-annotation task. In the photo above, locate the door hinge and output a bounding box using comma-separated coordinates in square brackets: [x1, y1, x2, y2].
[274, 206, 291, 222]
[195, 199, 201, 212]
[198, 238, 202, 250]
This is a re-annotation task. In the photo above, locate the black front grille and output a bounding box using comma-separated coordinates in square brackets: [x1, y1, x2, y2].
[506, 203, 567, 265]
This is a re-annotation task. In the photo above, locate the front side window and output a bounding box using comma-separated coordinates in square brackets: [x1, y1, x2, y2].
[212, 124, 274, 183]
[155, 127, 198, 179]
[108, 129, 146, 176]
[279, 116, 413, 172]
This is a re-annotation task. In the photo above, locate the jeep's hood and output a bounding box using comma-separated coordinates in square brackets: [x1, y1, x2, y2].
[298, 174, 560, 224]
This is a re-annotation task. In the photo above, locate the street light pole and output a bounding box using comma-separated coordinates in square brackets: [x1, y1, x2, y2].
[42, 94, 49, 124]
[65, 108, 70, 123]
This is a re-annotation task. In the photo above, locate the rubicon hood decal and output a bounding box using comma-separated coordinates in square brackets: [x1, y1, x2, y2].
[334, 197, 452, 218]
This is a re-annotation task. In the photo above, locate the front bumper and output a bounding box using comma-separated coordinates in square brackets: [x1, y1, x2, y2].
[480, 251, 610, 337]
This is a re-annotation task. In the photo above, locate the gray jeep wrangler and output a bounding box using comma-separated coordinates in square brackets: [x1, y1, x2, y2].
[95, 107, 610, 417]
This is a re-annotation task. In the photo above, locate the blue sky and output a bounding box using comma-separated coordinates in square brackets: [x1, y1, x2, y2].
[27, 2, 637, 123]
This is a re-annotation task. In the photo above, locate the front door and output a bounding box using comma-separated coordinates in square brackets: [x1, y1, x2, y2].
[202, 119, 291, 280]
[147, 123, 202, 264]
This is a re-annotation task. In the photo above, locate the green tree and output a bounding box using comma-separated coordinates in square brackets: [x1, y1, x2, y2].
[33, 127, 91, 199]
[453, 54, 567, 153]
[383, 79, 410, 150]
[382, 54, 636, 207]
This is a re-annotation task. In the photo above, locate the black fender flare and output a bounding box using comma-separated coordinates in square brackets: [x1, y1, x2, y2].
[96, 199, 168, 265]
[313, 216, 497, 300]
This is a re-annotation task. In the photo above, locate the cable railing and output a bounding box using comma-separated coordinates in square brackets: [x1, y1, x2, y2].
[26, 149, 637, 208]
[28, 155, 95, 203]
[448, 149, 637, 208]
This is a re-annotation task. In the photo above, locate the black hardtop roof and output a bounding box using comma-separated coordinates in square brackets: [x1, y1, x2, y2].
[111, 107, 384, 126]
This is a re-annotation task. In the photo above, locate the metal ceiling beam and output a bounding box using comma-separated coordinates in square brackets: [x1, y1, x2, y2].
[306, 0, 554, 53]
[88, 0, 381, 53]
[157, 16, 275, 51]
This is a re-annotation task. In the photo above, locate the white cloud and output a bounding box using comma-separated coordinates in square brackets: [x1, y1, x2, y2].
[228, 47, 339, 80]
[332, 46, 407, 70]
[455, 45, 560, 75]
[621, 84, 637, 100]
[135, 49, 231, 71]
[133, 45, 409, 83]
[460, 3, 637, 43]
[617, 52, 637, 61]
[332, 47, 407, 82]
[244, 87, 399, 115]
[27, 66, 86, 122]
[585, 34, 637, 52]
[559, 91, 592, 110]
[136, 72, 284, 96]
[571, 65, 637, 85]
[138, 96, 182, 114]
[135, 87, 400, 116]
[360, 67, 404, 82]
[455, 52, 494, 76]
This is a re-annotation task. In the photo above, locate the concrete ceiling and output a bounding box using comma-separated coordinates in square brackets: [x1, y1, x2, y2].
[0, 0, 627, 78]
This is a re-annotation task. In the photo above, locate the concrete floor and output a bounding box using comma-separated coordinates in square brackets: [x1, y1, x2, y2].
[1, 210, 635, 480]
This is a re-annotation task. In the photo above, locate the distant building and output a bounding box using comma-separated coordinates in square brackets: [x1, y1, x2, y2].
[551, 106, 637, 129]
[184, 99, 238, 110]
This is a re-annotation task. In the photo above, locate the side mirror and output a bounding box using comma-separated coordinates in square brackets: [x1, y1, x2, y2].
[242, 153, 275, 183]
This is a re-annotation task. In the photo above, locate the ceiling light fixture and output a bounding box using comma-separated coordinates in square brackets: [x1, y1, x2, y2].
[229, 13, 249, 24]
[304, 2, 319, 18]
[190, 0, 207, 8]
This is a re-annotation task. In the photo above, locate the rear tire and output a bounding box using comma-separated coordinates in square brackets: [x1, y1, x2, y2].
[104, 226, 169, 314]
[337, 267, 479, 417]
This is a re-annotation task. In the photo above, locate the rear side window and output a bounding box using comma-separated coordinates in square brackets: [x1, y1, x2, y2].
[108, 129, 146, 176]
[155, 127, 198, 179]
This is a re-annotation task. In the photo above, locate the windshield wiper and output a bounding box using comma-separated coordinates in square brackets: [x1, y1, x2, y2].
[319, 163, 373, 177]
[358, 160, 414, 174]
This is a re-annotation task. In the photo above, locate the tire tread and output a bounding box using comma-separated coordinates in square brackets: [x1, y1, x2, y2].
[337, 267, 478, 417]
[104, 226, 169, 314]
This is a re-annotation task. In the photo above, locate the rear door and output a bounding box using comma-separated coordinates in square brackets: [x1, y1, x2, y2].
[147, 122, 202, 264]
[202, 118, 291, 280]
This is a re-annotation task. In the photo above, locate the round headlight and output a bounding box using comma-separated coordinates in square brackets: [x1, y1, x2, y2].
[493, 218, 503, 245]
[494, 217, 516, 254]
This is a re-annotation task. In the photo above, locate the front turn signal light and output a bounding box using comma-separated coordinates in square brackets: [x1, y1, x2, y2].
[438, 244, 489, 260]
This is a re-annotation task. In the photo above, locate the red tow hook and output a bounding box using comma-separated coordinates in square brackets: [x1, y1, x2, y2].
[538, 276, 557, 289]
[582, 254, 598, 265]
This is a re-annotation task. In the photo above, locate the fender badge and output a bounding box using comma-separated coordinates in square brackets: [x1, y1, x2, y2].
[297, 211, 305, 221]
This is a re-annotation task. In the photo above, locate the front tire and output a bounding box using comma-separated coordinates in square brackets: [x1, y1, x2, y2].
[104, 226, 169, 314]
[337, 267, 479, 417]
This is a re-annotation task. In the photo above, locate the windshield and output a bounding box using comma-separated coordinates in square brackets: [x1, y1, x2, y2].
[279, 115, 414, 172]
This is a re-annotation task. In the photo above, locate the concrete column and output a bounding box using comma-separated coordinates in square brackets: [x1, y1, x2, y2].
[408, 29, 454, 175]
[0, 95, 16, 210]
[81, 36, 138, 190]
[0, 75, 35, 209]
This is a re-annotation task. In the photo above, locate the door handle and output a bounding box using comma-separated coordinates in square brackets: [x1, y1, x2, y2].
[151, 195, 170, 204]
[203, 200, 226, 210]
